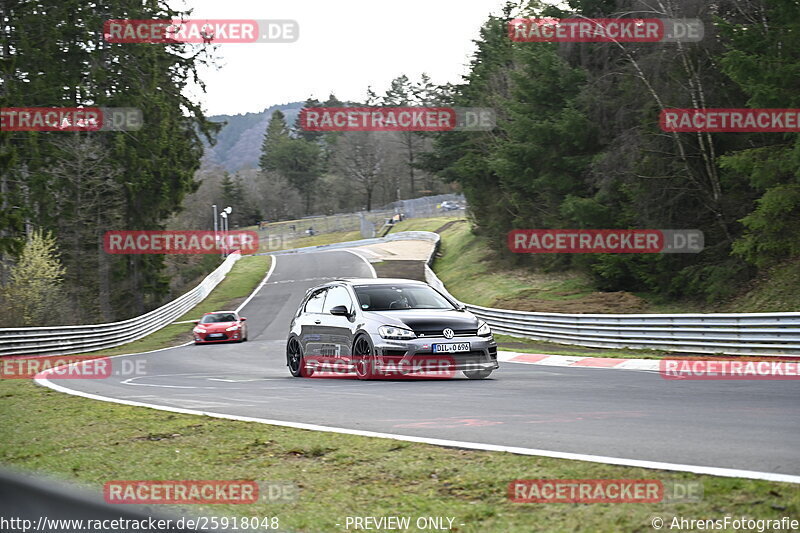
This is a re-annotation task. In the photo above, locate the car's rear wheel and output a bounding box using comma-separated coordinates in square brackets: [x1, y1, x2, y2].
[287, 338, 313, 377]
[463, 369, 493, 380]
[353, 335, 378, 380]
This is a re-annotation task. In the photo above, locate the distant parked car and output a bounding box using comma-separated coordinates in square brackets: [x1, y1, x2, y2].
[440, 201, 461, 211]
[192, 311, 248, 344]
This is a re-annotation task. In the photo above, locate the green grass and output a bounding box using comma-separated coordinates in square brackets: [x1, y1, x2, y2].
[431, 221, 595, 309]
[260, 230, 363, 253]
[724, 258, 800, 312]
[1, 379, 797, 532]
[81, 255, 271, 357]
[387, 216, 465, 233]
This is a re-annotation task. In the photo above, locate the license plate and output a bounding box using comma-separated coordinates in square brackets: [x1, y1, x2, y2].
[208, 333, 224, 338]
[432, 342, 470, 353]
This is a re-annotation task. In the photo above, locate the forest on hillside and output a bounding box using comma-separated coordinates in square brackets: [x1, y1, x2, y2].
[1, 0, 798, 327]
[421, 0, 800, 303]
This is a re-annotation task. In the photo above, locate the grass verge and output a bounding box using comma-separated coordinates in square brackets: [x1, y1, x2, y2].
[260, 230, 363, 253]
[1, 379, 797, 532]
[431, 221, 609, 311]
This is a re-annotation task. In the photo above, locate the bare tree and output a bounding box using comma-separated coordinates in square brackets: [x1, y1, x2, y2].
[333, 132, 390, 211]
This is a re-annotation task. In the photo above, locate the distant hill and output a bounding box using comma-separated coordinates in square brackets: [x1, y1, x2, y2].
[203, 102, 304, 172]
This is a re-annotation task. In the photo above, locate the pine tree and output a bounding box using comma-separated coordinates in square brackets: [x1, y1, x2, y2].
[259, 110, 290, 172]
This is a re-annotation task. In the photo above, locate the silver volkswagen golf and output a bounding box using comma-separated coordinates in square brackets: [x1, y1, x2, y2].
[286, 278, 499, 379]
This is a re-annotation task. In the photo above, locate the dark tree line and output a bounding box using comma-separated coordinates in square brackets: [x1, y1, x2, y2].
[421, 0, 800, 302]
[0, 0, 219, 324]
[257, 81, 454, 216]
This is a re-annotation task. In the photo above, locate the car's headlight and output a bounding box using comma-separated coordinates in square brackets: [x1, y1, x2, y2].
[477, 321, 492, 337]
[193, 327, 206, 333]
[378, 325, 416, 340]
[225, 325, 240, 331]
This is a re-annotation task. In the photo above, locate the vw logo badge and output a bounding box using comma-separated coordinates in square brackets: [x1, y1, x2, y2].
[443, 328, 455, 339]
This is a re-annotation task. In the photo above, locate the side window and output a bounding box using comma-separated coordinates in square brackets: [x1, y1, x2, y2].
[322, 285, 353, 314]
[304, 289, 326, 314]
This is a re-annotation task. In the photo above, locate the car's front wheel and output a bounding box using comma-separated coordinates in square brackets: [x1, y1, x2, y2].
[353, 335, 379, 380]
[463, 369, 493, 380]
[287, 338, 313, 377]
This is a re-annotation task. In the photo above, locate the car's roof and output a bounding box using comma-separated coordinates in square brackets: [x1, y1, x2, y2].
[203, 310, 238, 315]
[331, 278, 427, 285]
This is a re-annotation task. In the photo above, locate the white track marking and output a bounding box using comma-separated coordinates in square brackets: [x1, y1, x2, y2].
[206, 378, 279, 383]
[338, 249, 377, 278]
[236, 254, 278, 313]
[34, 373, 800, 484]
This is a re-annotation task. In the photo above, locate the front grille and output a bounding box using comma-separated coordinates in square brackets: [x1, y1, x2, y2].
[414, 328, 478, 338]
[415, 350, 489, 361]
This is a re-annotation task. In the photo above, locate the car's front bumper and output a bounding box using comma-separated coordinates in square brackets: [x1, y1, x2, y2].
[194, 331, 243, 343]
[370, 334, 499, 372]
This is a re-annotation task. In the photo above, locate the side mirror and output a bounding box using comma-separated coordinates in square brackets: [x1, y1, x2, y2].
[192, 320, 200, 325]
[240, 317, 247, 321]
[330, 305, 350, 316]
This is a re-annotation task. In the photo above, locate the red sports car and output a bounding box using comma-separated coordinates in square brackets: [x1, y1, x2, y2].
[192, 311, 248, 344]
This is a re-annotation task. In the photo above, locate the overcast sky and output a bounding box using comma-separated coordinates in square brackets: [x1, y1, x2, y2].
[174, 0, 518, 116]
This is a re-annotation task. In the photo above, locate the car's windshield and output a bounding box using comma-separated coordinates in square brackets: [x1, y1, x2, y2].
[201, 313, 237, 324]
[353, 284, 455, 311]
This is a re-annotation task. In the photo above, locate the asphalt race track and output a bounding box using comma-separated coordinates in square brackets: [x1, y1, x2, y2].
[40, 249, 800, 481]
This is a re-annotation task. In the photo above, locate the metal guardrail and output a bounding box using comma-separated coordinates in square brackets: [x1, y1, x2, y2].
[422, 234, 800, 357]
[0, 252, 242, 357]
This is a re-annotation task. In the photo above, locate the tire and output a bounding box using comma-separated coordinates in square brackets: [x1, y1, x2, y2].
[287, 338, 314, 377]
[463, 369, 493, 380]
[353, 335, 379, 380]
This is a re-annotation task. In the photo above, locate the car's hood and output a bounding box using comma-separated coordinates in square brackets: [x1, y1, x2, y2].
[198, 321, 238, 331]
[366, 309, 479, 332]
